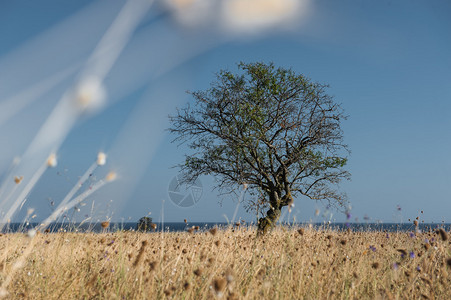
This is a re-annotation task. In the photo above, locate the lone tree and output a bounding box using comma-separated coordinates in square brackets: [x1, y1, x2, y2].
[169, 62, 350, 234]
[136, 216, 153, 232]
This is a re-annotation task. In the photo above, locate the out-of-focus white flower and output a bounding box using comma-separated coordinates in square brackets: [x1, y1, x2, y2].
[12, 261, 24, 270]
[164, 0, 214, 27]
[12, 156, 21, 165]
[221, 0, 309, 34]
[105, 171, 117, 182]
[47, 153, 57, 168]
[74, 76, 106, 114]
[165, 0, 197, 8]
[27, 229, 36, 238]
[0, 288, 9, 298]
[97, 152, 107, 166]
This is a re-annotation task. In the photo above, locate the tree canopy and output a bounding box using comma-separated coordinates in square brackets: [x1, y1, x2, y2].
[169, 62, 350, 234]
[136, 216, 154, 232]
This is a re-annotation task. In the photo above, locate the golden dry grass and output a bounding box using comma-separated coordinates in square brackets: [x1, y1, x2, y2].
[0, 226, 449, 299]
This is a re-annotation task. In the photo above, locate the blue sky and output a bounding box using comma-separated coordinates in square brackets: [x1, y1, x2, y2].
[0, 0, 450, 225]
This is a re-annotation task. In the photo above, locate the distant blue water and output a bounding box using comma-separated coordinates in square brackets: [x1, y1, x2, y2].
[1, 222, 449, 233]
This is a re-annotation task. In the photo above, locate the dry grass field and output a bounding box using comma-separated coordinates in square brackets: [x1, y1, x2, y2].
[0, 226, 449, 299]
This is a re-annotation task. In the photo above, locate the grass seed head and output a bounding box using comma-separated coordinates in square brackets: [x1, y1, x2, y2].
[256, 268, 266, 280]
[97, 152, 106, 166]
[132, 241, 148, 267]
[149, 261, 157, 272]
[105, 171, 117, 182]
[397, 249, 407, 257]
[75, 76, 106, 114]
[47, 153, 57, 167]
[213, 277, 227, 293]
[225, 269, 234, 283]
[14, 176, 23, 184]
[438, 228, 448, 241]
[193, 268, 203, 276]
[101, 221, 110, 229]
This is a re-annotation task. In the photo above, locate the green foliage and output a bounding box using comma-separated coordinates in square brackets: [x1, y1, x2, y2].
[169, 62, 350, 220]
[136, 217, 153, 232]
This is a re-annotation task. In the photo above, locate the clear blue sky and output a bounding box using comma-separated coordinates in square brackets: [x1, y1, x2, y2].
[0, 0, 450, 225]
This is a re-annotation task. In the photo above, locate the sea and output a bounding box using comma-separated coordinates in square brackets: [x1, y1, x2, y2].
[1, 222, 450, 234]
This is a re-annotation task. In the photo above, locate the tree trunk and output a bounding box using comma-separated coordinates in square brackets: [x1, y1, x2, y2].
[257, 206, 281, 235]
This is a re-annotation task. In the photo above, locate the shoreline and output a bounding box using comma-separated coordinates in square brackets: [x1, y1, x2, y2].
[2, 221, 450, 234]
